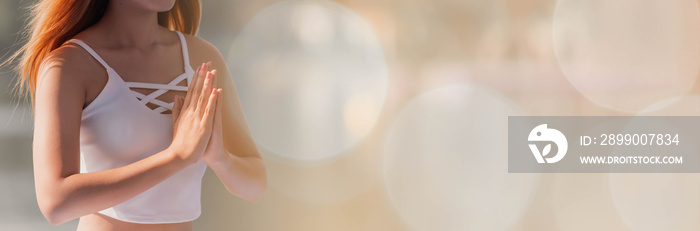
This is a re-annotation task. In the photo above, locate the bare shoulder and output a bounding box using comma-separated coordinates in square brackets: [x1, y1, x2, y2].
[180, 33, 221, 56]
[180, 33, 227, 70]
[36, 42, 106, 108]
[38, 43, 104, 88]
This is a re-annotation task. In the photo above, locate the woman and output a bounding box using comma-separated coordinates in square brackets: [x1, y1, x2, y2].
[9, 0, 267, 230]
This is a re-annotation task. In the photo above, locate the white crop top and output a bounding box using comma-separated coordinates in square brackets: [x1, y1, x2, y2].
[68, 31, 207, 224]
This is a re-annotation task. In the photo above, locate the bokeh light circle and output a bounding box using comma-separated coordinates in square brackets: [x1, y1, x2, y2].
[227, 0, 388, 163]
[383, 85, 538, 231]
[552, 0, 700, 112]
[609, 96, 700, 231]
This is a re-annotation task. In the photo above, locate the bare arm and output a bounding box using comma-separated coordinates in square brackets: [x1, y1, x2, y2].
[211, 59, 267, 201]
[33, 50, 220, 225]
[185, 39, 267, 202]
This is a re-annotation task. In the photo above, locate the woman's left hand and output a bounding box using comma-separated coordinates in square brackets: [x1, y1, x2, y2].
[200, 63, 226, 165]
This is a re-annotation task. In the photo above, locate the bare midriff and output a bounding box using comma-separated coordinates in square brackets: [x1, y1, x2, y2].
[76, 214, 193, 231]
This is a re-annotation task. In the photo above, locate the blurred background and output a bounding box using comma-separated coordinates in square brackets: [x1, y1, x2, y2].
[2, 0, 700, 230]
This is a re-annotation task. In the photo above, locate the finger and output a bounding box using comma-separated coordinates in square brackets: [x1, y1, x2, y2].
[202, 88, 219, 127]
[191, 62, 208, 106]
[209, 69, 218, 96]
[172, 95, 183, 122]
[215, 88, 223, 127]
[204, 61, 213, 87]
[197, 71, 215, 115]
[171, 96, 182, 136]
[188, 63, 207, 109]
[210, 68, 218, 91]
[184, 63, 204, 109]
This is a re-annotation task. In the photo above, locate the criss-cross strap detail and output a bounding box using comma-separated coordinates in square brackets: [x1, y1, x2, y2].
[129, 91, 172, 114]
[66, 31, 193, 114]
[125, 73, 189, 113]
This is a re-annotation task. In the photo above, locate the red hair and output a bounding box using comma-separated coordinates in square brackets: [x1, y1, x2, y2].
[5, 0, 201, 106]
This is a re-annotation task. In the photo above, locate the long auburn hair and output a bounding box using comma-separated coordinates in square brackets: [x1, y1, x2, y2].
[5, 0, 201, 106]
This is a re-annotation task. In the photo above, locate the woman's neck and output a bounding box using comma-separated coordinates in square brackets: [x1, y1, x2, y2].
[91, 2, 164, 49]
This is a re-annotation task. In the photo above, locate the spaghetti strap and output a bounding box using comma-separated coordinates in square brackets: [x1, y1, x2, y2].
[66, 39, 113, 71]
[174, 31, 191, 74]
[65, 33, 192, 114]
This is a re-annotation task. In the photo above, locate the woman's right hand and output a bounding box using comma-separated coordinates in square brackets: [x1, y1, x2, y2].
[169, 62, 220, 165]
